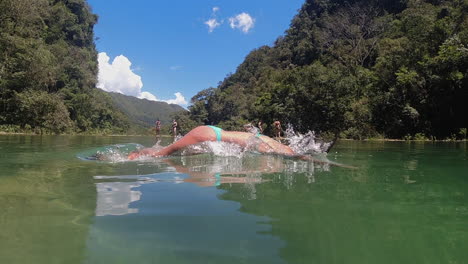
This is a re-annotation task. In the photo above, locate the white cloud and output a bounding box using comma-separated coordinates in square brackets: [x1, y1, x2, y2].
[204, 18, 221, 33]
[204, 7, 222, 33]
[97, 52, 143, 96]
[138, 91, 158, 101]
[165, 92, 187, 105]
[138, 91, 187, 106]
[229, 12, 255, 33]
[97, 52, 187, 106]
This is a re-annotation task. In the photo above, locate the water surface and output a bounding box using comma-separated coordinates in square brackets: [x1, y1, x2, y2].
[0, 135, 467, 264]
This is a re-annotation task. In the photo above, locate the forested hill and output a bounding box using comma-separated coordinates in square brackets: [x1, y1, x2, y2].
[185, 0, 468, 140]
[107, 92, 186, 129]
[0, 0, 130, 134]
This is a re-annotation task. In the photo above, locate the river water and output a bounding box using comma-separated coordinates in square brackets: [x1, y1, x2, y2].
[0, 135, 467, 264]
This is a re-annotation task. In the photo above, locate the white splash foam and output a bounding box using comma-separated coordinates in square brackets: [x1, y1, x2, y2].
[181, 141, 244, 158]
[284, 124, 333, 155]
[81, 143, 145, 163]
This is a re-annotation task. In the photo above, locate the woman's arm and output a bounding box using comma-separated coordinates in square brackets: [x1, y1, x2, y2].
[128, 126, 218, 160]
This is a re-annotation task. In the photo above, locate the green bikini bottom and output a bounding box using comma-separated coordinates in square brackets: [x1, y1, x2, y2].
[207, 125, 223, 141]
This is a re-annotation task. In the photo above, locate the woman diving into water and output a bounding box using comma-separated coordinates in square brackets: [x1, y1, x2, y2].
[127, 125, 352, 168]
[128, 125, 294, 159]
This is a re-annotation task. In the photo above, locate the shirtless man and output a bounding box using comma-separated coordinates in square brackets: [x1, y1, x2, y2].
[155, 119, 161, 137]
[172, 119, 178, 137]
[273, 120, 282, 138]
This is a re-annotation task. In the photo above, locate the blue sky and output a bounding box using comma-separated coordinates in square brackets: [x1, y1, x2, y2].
[88, 0, 305, 107]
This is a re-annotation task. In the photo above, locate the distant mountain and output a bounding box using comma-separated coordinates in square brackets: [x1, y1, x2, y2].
[107, 92, 186, 128]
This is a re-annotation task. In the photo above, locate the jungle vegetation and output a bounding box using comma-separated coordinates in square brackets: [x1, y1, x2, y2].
[0, 0, 130, 134]
[1, 0, 466, 139]
[181, 0, 468, 140]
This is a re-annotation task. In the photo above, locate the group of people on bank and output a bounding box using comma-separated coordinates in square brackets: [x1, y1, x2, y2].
[154, 119, 178, 137]
[154, 119, 283, 139]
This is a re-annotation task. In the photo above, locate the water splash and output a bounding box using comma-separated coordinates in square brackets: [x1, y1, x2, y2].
[77, 143, 145, 163]
[243, 123, 260, 135]
[180, 141, 244, 158]
[283, 124, 334, 155]
[150, 139, 164, 151]
[77, 124, 335, 163]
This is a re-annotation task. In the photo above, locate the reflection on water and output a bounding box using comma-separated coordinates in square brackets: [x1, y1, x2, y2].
[87, 158, 292, 264]
[1, 135, 467, 264]
[86, 154, 335, 263]
[94, 175, 186, 216]
[95, 181, 141, 216]
[92, 154, 331, 217]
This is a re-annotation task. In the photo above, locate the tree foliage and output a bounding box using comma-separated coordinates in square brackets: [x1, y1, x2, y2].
[0, 0, 129, 134]
[186, 0, 468, 139]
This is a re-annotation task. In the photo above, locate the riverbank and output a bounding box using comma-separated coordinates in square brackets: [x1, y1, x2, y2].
[344, 138, 468, 142]
[1, 130, 466, 142]
[0, 131, 175, 137]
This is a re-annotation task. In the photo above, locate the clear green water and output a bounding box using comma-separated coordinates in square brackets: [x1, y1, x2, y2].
[0, 135, 467, 264]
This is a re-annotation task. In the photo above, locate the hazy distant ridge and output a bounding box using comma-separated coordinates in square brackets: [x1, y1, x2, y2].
[107, 92, 186, 128]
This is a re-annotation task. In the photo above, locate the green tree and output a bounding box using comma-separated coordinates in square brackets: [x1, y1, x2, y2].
[0, 0, 130, 134]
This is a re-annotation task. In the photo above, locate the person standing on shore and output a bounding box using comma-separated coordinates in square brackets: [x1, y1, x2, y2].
[258, 120, 263, 134]
[172, 119, 178, 137]
[273, 120, 282, 138]
[155, 119, 161, 137]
